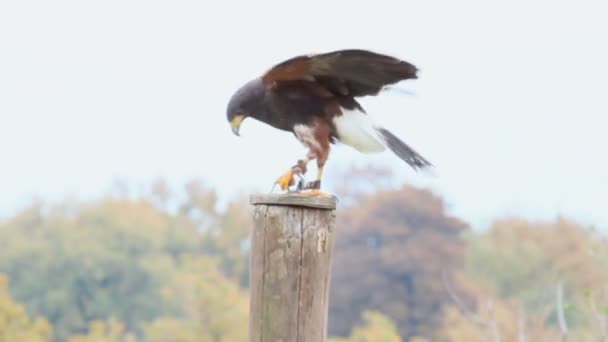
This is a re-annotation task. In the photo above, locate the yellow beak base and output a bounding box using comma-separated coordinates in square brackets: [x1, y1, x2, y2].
[230, 114, 245, 136]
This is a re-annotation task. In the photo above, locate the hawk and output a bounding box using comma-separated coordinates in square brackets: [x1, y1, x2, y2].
[226, 49, 432, 197]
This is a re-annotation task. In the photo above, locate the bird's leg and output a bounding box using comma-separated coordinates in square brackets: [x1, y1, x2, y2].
[294, 158, 309, 190]
[300, 165, 323, 190]
[281, 138, 332, 198]
[274, 158, 310, 191]
[297, 164, 333, 198]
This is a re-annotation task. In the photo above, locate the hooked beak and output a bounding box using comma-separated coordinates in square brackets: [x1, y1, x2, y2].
[230, 114, 245, 136]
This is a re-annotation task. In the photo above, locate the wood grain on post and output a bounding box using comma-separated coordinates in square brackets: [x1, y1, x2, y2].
[249, 193, 338, 342]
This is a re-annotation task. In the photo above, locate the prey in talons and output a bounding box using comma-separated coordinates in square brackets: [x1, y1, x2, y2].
[273, 161, 332, 198]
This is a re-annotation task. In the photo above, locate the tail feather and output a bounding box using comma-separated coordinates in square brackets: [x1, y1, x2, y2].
[375, 127, 432, 171]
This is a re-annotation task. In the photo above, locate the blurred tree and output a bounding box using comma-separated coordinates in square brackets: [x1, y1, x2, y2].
[439, 271, 561, 342]
[0, 274, 53, 342]
[179, 180, 220, 233]
[149, 178, 172, 210]
[328, 183, 469, 340]
[202, 195, 252, 287]
[67, 319, 136, 342]
[329, 310, 403, 342]
[144, 318, 202, 342]
[2, 174, 607, 342]
[330, 163, 399, 207]
[0, 197, 203, 341]
[466, 217, 608, 340]
[145, 256, 249, 342]
[0, 178, 255, 341]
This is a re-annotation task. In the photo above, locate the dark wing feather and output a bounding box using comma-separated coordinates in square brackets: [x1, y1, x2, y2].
[262, 49, 418, 97]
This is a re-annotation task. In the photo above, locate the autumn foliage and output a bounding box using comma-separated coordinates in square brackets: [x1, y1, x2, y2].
[0, 166, 606, 341]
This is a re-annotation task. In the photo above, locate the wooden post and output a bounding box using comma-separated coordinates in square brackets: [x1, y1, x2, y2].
[249, 193, 337, 342]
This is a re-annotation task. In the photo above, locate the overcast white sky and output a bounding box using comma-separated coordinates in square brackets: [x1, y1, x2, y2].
[0, 0, 606, 229]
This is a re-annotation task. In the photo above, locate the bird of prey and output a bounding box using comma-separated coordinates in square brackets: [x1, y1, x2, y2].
[226, 49, 432, 197]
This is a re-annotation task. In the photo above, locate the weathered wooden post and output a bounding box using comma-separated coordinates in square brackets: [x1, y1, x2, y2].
[249, 193, 337, 342]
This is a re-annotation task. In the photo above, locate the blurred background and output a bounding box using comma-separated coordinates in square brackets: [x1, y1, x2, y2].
[0, 0, 606, 341]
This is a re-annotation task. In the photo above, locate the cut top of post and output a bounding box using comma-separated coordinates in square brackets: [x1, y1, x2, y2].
[250, 193, 337, 210]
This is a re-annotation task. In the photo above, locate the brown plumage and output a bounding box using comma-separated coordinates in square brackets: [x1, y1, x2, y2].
[226, 49, 431, 196]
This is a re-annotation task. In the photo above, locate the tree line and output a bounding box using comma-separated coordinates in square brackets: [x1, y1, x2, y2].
[0, 166, 605, 341]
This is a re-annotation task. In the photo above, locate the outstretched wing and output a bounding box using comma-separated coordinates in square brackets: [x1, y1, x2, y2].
[261, 49, 418, 97]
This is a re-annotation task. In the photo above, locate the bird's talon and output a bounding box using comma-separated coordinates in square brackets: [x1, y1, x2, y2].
[275, 169, 296, 191]
[296, 189, 334, 198]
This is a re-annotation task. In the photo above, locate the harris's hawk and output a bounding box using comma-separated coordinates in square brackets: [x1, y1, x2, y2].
[226, 49, 432, 197]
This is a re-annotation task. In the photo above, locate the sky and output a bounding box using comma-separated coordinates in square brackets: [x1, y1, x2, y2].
[0, 0, 606, 229]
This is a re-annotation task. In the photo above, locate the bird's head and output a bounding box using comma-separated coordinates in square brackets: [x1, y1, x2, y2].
[226, 78, 265, 137]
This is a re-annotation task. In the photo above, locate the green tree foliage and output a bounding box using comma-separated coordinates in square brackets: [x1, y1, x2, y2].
[465, 217, 608, 340]
[67, 319, 136, 342]
[329, 310, 403, 342]
[0, 180, 250, 341]
[144, 256, 248, 342]
[468, 219, 608, 321]
[201, 195, 253, 287]
[0, 199, 188, 340]
[437, 271, 563, 342]
[468, 218, 608, 303]
[0, 274, 53, 342]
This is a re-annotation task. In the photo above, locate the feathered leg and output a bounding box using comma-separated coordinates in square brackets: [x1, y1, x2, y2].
[276, 119, 333, 198]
